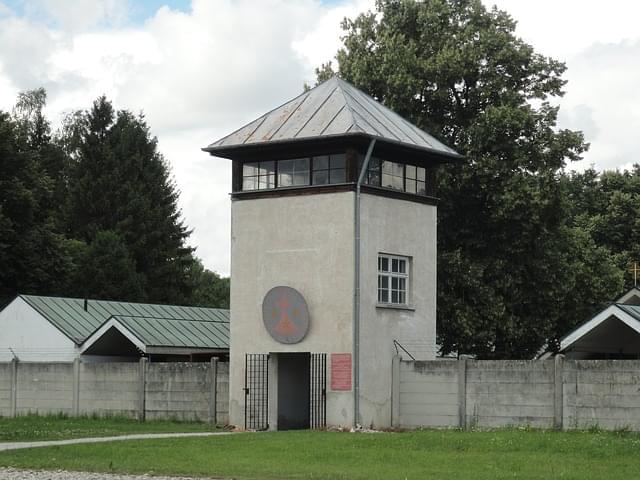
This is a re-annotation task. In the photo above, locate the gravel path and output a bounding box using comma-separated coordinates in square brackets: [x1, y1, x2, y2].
[0, 468, 221, 479]
[0, 432, 233, 452]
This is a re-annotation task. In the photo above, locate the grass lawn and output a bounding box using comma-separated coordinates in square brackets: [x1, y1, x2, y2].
[1, 429, 640, 479]
[0, 414, 218, 442]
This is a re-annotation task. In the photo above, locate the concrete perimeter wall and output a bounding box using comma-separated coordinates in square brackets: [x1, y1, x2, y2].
[393, 357, 640, 431]
[0, 359, 229, 424]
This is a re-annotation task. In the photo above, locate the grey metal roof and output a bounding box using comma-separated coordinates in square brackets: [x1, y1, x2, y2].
[204, 76, 461, 159]
[19, 294, 230, 347]
[110, 315, 229, 349]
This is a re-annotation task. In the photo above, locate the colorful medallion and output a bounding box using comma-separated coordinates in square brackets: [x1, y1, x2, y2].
[262, 286, 310, 344]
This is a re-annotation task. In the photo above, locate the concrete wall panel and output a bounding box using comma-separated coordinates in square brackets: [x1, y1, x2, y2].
[16, 363, 74, 415]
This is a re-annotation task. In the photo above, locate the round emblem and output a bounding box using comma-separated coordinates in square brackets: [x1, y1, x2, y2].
[262, 286, 310, 344]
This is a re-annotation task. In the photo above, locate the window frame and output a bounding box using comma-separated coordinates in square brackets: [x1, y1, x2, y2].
[362, 157, 431, 198]
[240, 153, 348, 192]
[377, 253, 410, 307]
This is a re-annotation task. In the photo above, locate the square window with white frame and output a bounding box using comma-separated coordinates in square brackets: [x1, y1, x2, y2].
[378, 254, 409, 305]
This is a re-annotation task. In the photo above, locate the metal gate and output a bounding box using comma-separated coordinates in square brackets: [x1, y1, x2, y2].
[244, 354, 269, 430]
[310, 353, 327, 429]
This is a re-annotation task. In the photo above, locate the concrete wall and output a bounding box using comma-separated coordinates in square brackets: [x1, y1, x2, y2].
[465, 360, 555, 429]
[564, 360, 640, 430]
[394, 357, 640, 431]
[17, 362, 75, 415]
[0, 362, 12, 416]
[0, 360, 229, 424]
[359, 193, 437, 427]
[230, 192, 355, 428]
[146, 361, 229, 423]
[0, 297, 78, 362]
[79, 362, 139, 417]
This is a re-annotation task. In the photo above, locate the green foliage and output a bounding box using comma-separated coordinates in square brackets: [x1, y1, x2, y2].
[71, 230, 143, 301]
[0, 105, 74, 304]
[63, 96, 196, 304]
[189, 258, 230, 308]
[323, 0, 623, 357]
[564, 167, 640, 290]
[0, 91, 230, 308]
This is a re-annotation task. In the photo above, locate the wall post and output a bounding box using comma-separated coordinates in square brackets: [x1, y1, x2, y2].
[72, 357, 80, 416]
[554, 354, 564, 430]
[210, 357, 218, 425]
[10, 358, 18, 418]
[391, 355, 400, 427]
[458, 358, 467, 430]
[138, 357, 147, 422]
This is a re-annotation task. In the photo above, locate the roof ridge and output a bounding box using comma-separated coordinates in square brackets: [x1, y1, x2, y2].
[331, 77, 359, 132]
[19, 293, 229, 312]
[112, 314, 229, 323]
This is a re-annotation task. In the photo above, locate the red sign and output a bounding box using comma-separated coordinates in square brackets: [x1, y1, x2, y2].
[331, 353, 352, 391]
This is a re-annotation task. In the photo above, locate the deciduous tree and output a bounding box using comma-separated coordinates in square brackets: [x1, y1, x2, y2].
[320, 0, 622, 357]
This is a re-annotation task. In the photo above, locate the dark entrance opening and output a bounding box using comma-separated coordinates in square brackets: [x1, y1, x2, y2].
[278, 352, 310, 430]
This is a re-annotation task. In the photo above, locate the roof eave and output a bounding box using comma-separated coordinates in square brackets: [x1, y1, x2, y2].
[202, 132, 464, 163]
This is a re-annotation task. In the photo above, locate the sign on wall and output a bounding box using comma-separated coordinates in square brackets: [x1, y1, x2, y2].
[262, 286, 310, 344]
[331, 353, 352, 391]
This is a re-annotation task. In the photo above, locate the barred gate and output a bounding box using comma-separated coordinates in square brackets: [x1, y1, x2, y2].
[244, 354, 269, 430]
[310, 353, 327, 429]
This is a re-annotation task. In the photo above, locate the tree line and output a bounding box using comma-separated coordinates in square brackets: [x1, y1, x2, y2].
[318, 0, 639, 358]
[0, 90, 229, 309]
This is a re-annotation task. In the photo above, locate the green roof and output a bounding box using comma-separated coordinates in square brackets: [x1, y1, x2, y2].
[19, 295, 229, 347]
[110, 315, 228, 349]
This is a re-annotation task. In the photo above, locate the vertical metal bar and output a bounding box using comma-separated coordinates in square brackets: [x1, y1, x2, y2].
[323, 353, 327, 428]
[265, 354, 269, 430]
[244, 354, 248, 429]
[309, 353, 316, 429]
[312, 354, 316, 429]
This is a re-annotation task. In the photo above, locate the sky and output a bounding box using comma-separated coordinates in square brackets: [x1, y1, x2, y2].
[0, 0, 638, 276]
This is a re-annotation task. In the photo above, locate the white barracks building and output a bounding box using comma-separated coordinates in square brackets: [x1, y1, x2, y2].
[203, 77, 461, 430]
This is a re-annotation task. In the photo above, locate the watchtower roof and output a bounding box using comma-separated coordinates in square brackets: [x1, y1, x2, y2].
[203, 76, 461, 160]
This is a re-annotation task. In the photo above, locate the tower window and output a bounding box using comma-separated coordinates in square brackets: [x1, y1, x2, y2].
[362, 157, 432, 197]
[240, 154, 349, 191]
[312, 154, 346, 185]
[278, 158, 310, 187]
[378, 254, 409, 305]
[242, 161, 275, 190]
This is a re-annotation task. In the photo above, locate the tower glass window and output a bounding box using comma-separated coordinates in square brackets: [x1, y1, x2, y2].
[278, 158, 310, 187]
[240, 154, 348, 191]
[378, 254, 409, 305]
[242, 161, 275, 190]
[361, 157, 431, 197]
[312, 154, 346, 185]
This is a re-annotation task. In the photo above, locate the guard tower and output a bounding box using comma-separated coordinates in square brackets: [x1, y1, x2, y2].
[203, 77, 461, 430]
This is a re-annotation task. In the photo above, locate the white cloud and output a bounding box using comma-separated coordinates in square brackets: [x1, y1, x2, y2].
[27, 0, 129, 31]
[483, 0, 640, 59]
[0, 0, 638, 274]
[483, 0, 640, 172]
[0, 0, 369, 275]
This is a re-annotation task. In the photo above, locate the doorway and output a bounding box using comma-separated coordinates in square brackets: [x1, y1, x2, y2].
[277, 352, 310, 430]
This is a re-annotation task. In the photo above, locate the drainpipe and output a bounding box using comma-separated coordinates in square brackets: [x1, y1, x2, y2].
[353, 138, 376, 427]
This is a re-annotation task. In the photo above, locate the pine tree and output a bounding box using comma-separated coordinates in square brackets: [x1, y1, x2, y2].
[66, 96, 194, 303]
